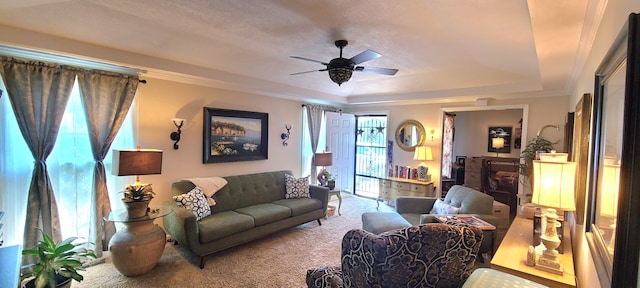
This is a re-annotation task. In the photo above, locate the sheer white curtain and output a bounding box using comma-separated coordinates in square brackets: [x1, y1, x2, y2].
[0, 79, 134, 246]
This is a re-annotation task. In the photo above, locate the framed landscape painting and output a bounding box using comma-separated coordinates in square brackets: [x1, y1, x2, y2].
[203, 107, 268, 163]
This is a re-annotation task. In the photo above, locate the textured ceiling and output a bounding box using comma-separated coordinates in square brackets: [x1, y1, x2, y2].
[0, 0, 601, 106]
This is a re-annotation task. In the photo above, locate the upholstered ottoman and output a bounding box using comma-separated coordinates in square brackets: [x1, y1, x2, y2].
[361, 212, 412, 234]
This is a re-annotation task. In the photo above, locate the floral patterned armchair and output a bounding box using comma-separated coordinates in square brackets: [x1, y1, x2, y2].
[306, 223, 483, 288]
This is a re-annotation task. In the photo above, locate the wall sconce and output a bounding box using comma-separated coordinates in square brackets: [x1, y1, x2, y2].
[281, 124, 292, 146]
[170, 118, 185, 150]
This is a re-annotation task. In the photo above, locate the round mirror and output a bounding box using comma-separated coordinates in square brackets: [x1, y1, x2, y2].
[395, 120, 425, 151]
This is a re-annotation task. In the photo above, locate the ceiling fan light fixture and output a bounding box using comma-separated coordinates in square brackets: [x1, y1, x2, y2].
[328, 68, 353, 86]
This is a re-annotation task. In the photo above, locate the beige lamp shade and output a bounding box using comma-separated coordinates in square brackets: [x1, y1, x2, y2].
[600, 164, 620, 217]
[315, 152, 333, 167]
[112, 149, 163, 177]
[413, 146, 433, 161]
[492, 137, 505, 149]
[531, 153, 576, 211]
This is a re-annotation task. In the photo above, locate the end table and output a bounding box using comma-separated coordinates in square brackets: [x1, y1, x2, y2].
[326, 189, 342, 218]
[105, 207, 172, 276]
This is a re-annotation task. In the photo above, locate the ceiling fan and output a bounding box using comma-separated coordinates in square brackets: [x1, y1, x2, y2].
[290, 40, 399, 86]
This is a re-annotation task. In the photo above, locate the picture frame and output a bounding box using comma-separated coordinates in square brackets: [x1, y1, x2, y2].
[573, 93, 592, 225]
[203, 107, 268, 163]
[487, 126, 511, 153]
[456, 156, 466, 168]
[586, 13, 640, 286]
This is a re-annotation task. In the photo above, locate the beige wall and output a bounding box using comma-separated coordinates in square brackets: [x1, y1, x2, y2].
[453, 109, 524, 159]
[348, 95, 569, 195]
[131, 78, 305, 207]
[568, 1, 640, 287]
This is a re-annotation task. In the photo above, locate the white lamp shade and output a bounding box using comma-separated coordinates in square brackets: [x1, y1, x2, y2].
[492, 137, 505, 149]
[600, 164, 620, 216]
[413, 146, 433, 161]
[532, 156, 577, 211]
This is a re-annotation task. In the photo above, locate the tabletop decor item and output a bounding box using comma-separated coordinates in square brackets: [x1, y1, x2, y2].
[112, 148, 163, 218]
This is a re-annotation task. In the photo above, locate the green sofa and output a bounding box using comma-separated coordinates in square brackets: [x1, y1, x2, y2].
[163, 170, 329, 268]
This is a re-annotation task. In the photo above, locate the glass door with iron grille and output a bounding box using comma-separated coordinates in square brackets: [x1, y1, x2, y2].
[354, 115, 387, 199]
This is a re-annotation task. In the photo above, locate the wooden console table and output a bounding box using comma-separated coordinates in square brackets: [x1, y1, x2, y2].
[491, 216, 576, 287]
[377, 177, 434, 208]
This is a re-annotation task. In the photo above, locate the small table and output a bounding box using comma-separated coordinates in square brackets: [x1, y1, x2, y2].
[105, 207, 172, 276]
[435, 215, 496, 259]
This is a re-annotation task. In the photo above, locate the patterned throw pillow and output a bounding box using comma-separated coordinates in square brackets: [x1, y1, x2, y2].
[285, 174, 310, 199]
[430, 198, 462, 214]
[173, 186, 211, 220]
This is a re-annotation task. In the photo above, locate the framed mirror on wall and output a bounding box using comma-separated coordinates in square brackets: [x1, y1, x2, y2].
[586, 13, 640, 287]
[395, 120, 425, 152]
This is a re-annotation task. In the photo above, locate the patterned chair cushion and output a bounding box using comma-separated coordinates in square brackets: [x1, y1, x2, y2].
[307, 223, 483, 288]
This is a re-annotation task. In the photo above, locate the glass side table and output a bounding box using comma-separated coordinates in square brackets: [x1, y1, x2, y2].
[105, 207, 173, 276]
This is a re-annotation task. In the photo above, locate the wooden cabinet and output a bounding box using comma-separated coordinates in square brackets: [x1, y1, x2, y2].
[378, 177, 435, 208]
[464, 157, 482, 190]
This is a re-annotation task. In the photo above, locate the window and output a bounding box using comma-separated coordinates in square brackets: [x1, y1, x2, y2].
[354, 115, 387, 198]
[0, 79, 134, 245]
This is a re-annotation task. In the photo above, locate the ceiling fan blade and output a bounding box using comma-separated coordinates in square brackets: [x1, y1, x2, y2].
[291, 69, 328, 75]
[355, 66, 398, 76]
[350, 49, 381, 65]
[290, 56, 329, 65]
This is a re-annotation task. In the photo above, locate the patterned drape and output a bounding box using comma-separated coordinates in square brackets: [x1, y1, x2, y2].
[0, 56, 77, 262]
[441, 113, 455, 178]
[77, 70, 139, 255]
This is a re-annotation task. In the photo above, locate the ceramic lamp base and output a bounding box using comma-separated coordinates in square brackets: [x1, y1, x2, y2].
[417, 165, 428, 181]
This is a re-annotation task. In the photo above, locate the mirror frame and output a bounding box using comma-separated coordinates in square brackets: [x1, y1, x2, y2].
[586, 13, 640, 287]
[395, 120, 425, 152]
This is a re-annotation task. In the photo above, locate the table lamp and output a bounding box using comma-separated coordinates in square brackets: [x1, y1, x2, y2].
[413, 146, 433, 181]
[531, 152, 576, 275]
[600, 162, 620, 254]
[112, 148, 163, 193]
[492, 137, 505, 157]
[315, 151, 333, 186]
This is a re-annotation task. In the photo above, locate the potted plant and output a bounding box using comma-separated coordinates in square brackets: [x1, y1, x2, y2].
[519, 136, 555, 178]
[122, 184, 155, 218]
[323, 171, 337, 190]
[21, 229, 96, 288]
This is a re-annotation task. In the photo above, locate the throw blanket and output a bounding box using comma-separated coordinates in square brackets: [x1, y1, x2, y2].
[185, 177, 228, 206]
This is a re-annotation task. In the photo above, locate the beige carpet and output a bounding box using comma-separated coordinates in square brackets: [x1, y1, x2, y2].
[75, 194, 395, 288]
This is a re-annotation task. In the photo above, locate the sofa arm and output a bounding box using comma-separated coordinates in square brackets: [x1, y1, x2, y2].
[162, 201, 199, 249]
[309, 185, 330, 211]
[395, 196, 437, 214]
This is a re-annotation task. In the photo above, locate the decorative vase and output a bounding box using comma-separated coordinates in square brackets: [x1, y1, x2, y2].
[109, 219, 166, 276]
[123, 199, 151, 218]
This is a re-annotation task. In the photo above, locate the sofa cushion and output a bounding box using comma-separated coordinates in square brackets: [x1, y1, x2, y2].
[430, 198, 462, 214]
[235, 203, 292, 226]
[272, 198, 323, 216]
[444, 185, 494, 215]
[284, 174, 310, 199]
[173, 186, 211, 220]
[208, 171, 291, 213]
[198, 211, 255, 242]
